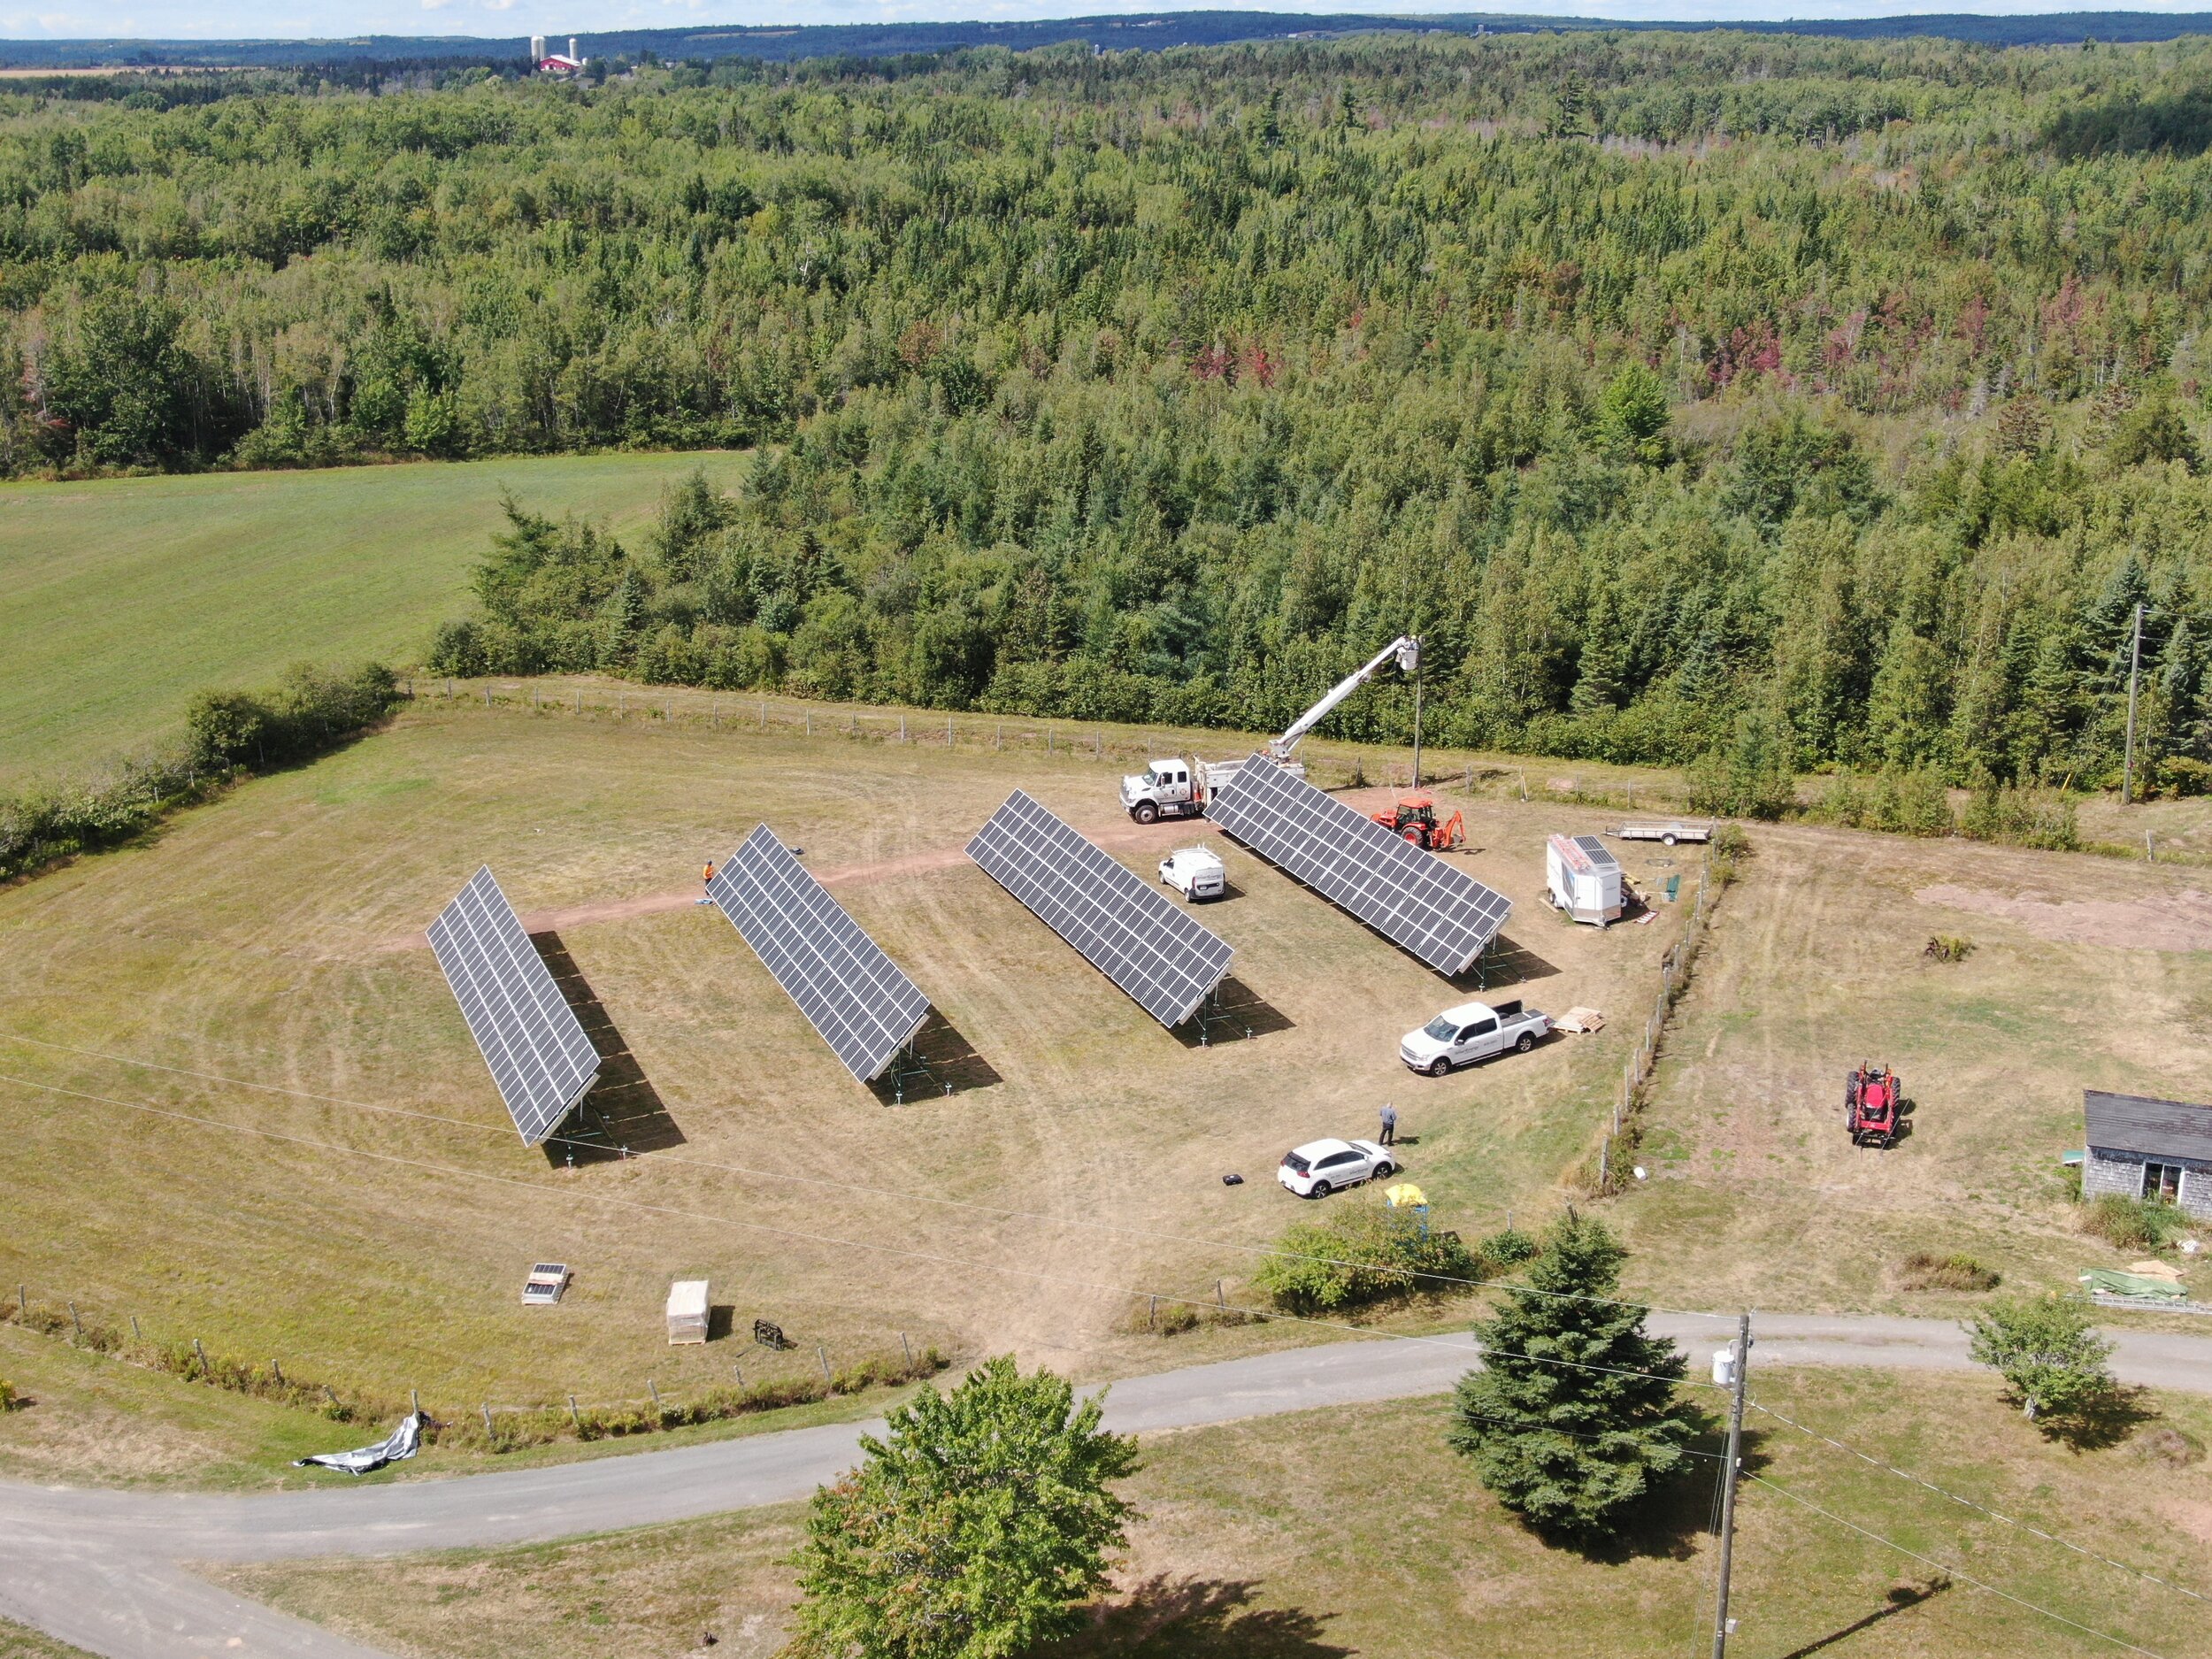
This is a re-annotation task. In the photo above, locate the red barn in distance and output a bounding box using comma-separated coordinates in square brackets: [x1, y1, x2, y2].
[530, 35, 588, 75]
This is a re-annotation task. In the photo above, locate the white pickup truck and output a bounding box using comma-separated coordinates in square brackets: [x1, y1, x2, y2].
[1399, 999, 1552, 1077]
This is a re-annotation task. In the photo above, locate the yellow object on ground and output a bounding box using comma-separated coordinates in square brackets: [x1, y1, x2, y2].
[1385, 1183, 1427, 1209]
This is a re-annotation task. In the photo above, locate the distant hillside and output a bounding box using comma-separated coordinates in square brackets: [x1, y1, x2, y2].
[3, 10, 2208, 70]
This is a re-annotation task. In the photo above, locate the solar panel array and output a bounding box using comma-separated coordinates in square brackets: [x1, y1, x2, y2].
[708, 825, 932, 1082]
[427, 866, 600, 1146]
[966, 790, 1233, 1028]
[1207, 757, 1513, 975]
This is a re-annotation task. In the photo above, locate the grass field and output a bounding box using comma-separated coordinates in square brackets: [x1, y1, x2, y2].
[0, 1617, 99, 1659]
[0, 452, 740, 783]
[216, 1366, 2212, 1659]
[1616, 820, 2212, 1315]
[0, 696, 1684, 1478]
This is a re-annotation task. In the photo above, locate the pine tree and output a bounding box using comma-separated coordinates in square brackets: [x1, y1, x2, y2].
[1448, 1210, 1698, 1540]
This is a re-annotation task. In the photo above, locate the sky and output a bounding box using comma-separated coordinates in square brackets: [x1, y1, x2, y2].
[6, 0, 2207, 43]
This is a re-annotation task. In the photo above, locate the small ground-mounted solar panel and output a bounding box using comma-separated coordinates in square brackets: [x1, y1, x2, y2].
[966, 790, 1233, 1028]
[1208, 757, 1513, 975]
[427, 866, 601, 1147]
[708, 825, 932, 1083]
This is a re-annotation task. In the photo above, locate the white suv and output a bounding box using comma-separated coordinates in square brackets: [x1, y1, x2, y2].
[1278, 1138, 1396, 1198]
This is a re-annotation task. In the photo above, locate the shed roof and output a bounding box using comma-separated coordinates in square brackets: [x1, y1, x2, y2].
[2083, 1089, 2212, 1163]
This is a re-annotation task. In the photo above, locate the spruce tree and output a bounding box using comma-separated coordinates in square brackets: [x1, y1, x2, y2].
[1448, 1210, 1697, 1540]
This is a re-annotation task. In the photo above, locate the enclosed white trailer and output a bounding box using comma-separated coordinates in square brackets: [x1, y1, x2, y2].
[665, 1279, 710, 1345]
[1547, 833, 1624, 926]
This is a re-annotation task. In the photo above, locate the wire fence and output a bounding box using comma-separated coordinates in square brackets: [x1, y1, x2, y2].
[1586, 835, 1738, 1195]
[0, 1280, 946, 1453]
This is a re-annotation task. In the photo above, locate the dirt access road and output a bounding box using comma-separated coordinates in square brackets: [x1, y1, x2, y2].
[376, 785, 1433, 946]
[9, 1314, 2212, 1659]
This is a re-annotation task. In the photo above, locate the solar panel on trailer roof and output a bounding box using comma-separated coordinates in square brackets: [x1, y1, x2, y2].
[1572, 833, 1618, 868]
[707, 825, 932, 1083]
[426, 866, 600, 1147]
[1207, 757, 1512, 975]
[965, 790, 1233, 1029]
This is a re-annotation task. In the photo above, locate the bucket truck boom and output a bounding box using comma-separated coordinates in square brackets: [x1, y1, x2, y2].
[1118, 635, 1421, 823]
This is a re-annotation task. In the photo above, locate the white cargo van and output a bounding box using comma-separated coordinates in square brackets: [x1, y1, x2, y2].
[1158, 846, 1226, 902]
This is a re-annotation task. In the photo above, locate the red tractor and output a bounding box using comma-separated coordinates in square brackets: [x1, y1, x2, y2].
[1371, 794, 1466, 852]
[1845, 1064, 1905, 1148]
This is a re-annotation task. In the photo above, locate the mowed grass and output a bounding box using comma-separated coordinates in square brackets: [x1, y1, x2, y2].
[0, 700, 1678, 1482]
[1617, 821, 2212, 1313]
[0, 1617, 101, 1659]
[217, 1366, 2212, 1659]
[0, 452, 741, 783]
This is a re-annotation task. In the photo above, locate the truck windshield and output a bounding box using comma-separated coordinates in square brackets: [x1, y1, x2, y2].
[1423, 1015, 1458, 1041]
[1141, 769, 1161, 787]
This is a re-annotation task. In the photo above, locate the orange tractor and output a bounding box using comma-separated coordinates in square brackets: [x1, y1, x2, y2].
[1372, 794, 1465, 852]
[1845, 1064, 1907, 1148]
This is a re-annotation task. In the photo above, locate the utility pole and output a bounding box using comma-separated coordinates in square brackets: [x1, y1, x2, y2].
[2121, 602, 2145, 805]
[1711, 1312, 1752, 1659]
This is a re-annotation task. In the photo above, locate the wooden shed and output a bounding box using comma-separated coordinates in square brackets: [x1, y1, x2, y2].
[2083, 1090, 2212, 1218]
[665, 1279, 710, 1345]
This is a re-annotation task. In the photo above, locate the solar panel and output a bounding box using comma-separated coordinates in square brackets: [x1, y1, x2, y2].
[427, 866, 600, 1147]
[708, 825, 932, 1083]
[1572, 833, 1619, 870]
[1207, 757, 1513, 975]
[966, 791, 1233, 1028]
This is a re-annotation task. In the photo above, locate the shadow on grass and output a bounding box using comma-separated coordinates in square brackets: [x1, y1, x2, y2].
[1453, 933, 1560, 994]
[2036, 1383, 2160, 1452]
[867, 1010, 1002, 1104]
[1047, 1576, 1351, 1658]
[1172, 977, 1295, 1049]
[1773, 1578, 1952, 1659]
[533, 929, 686, 1164]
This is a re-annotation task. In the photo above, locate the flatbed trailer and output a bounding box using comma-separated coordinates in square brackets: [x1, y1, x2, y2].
[1609, 820, 1715, 847]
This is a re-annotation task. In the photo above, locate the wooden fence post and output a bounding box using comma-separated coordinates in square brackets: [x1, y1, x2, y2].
[818, 1343, 833, 1385]
[481, 1402, 495, 1435]
[271, 1358, 285, 1387]
[568, 1394, 581, 1429]
[648, 1379, 660, 1409]
[900, 1332, 913, 1367]
[322, 1385, 341, 1410]
[68, 1302, 81, 1340]
[129, 1314, 142, 1341]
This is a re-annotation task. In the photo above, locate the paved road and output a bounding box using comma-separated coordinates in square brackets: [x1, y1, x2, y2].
[4, 1314, 2208, 1659]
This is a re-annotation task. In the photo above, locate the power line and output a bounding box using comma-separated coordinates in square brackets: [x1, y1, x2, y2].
[0, 1031, 1733, 1324]
[0, 1070, 1729, 1399]
[1744, 1472, 2168, 1659]
[1747, 1397, 2211, 1606]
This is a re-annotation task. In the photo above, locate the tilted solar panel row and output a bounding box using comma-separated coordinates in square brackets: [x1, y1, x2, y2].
[708, 825, 932, 1083]
[1206, 755, 1512, 976]
[426, 866, 600, 1146]
[965, 789, 1233, 1029]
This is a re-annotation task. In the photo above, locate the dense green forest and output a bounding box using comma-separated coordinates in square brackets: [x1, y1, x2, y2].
[10, 32, 2212, 788]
